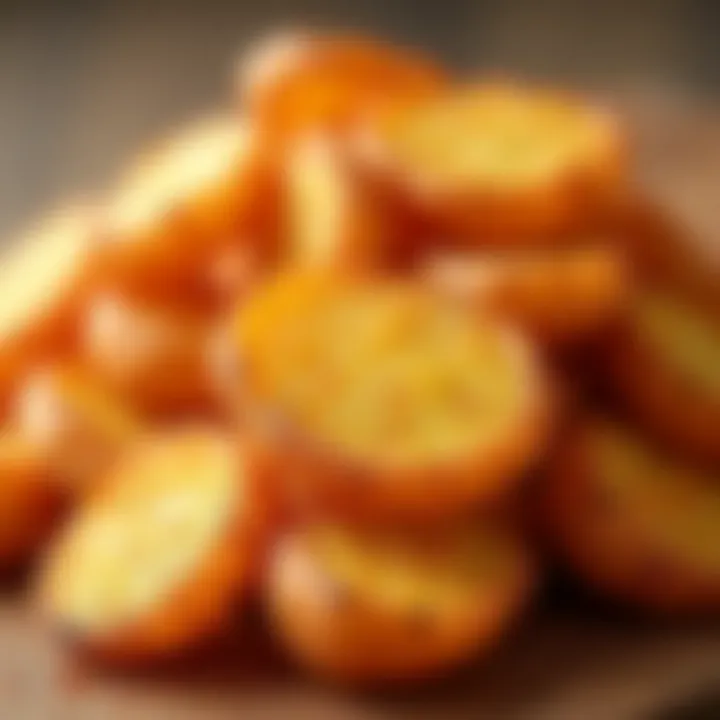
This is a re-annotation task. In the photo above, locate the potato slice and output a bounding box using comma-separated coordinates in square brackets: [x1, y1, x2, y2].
[238, 31, 446, 141]
[0, 207, 98, 406]
[232, 273, 550, 523]
[423, 244, 628, 343]
[100, 116, 277, 300]
[81, 292, 215, 416]
[361, 83, 625, 243]
[0, 431, 61, 567]
[38, 429, 266, 663]
[545, 418, 720, 614]
[610, 285, 720, 465]
[283, 135, 389, 271]
[15, 365, 141, 497]
[268, 521, 533, 684]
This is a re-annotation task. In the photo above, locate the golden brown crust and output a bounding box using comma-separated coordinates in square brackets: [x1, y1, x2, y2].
[238, 31, 447, 142]
[98, 116, 279, 301]
[544, 418, 720, 614]
[38, 429, 270, 664]
[358, 83, 627, 245]
[423, 243, 628, 343]
[231, 273, 552, 524]
[267, 522, 534, 684]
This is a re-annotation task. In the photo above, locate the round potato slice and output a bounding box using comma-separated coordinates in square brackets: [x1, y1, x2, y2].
[268, 521, 534, 684]
[360, 83, 626, 244]
[100, 116, 278, 300]
[0, 431, 61, 568]
[81, 292, 216, 416]
[0, 207, 98, 407]
[232, 273, 550, 523]
[610, 286, 720, 465]
[238, 31, 446, 141]
[15, 365, 142, 497]
[545, 418, 720, 614]
[423, 244, 628, 343]
[38, 429, 267, 664]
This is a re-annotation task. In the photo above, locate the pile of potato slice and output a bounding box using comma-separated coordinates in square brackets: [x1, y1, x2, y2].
[0, 30, 718, 686]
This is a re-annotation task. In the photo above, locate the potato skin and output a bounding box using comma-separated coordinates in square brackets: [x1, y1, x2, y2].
[423, 244, 628, 344]
[232, 274, 552, 524]
[238, 31, 446, 142]
[609, 290, 720, 467]
[267, 523, 534, 685]
[0, 432, 62, 568]
[544, 420, 720, 614]
[37, 429, 271, 665]
[0, 207, 99, 408]
[359, 83, 626, 245]
[81, 292, 217, 416]
[98, 116, 279, 302]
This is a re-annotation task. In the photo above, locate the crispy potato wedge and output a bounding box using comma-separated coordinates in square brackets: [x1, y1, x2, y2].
[283, 135, 390, 271]
[38, 429, 268, 664]
[0, 431, 62, 568]
[545, 418, 720, 614]
[610, 285, 720, 465]
[423, 244, 628, 343]
[268, 521, 534, 684]
[81, 292, 216, 416]
[232, 273, 551, 523]
[15, 365, 142, 497]
[0, 207, 98, 407]
[360, 83, 626, 244]
[100, 116, 278, 300]
[238, 31, 446, 141]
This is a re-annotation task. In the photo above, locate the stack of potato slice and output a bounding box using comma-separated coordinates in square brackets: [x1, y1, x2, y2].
[0, 30, 716, 685]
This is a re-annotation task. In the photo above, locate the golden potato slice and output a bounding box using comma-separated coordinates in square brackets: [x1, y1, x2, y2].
[232, 273, 551, 523]
[100, 116, 278, 300]
[81, 292, 216, 416]
[423, 244, 628, 343]
[238, 31, 446, 141]
[283, 135, 390, 272]
[268, 521, 534, 684]
[15, 365, 142, 497]
[361, 83, 626, 243]
[0, 431, 61, 567]
[610, 285, 720, 465]
[0, 207, 98, 406]
[38, 429, 267, 663]
[545, 418, 720, 614]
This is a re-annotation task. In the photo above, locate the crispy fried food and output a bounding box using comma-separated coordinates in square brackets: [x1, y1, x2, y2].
[0, 431, 61, 567]
[610, 285, 720, 465]
[81, 292, 216, 416]
[423, 244, 628, 343]
[0, 207, 98, 406]
[100, 116, 278, 300]
[283, 135, 389, 271]
[238, 31, 446, 141]
[15, 365, 142, 497]
[545, 418, 720, 614]
[361, 83, 626, 243]
[38, 429, 267, 663]
[268, 521, 534, 684]
[232, 273, 550, 523]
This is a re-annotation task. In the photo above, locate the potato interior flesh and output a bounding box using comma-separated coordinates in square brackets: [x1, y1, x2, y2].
[633, 290, 720, 397]
[313, 525, 520, 612]
[50, 435, 235, 631]
[256, 286, 527, 466]
[0, 211, 88, 339]
[591, 424, 720, 570]
[381, 87, 612, 187]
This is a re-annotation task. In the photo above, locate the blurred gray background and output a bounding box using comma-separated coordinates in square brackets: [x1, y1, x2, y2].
[0, 0, 718, 238]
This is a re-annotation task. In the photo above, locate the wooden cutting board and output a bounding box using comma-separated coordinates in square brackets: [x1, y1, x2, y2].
[1, 95, 719, 720]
